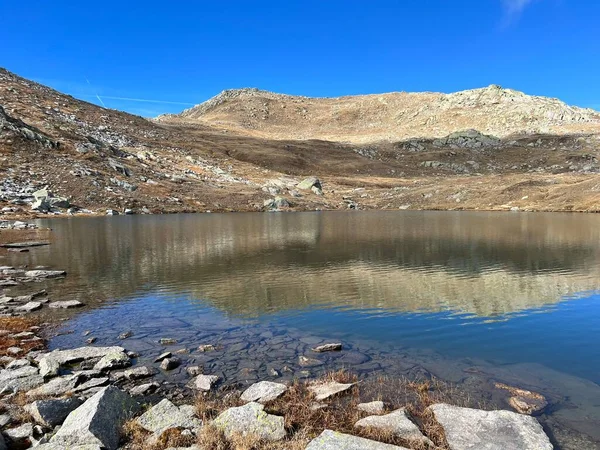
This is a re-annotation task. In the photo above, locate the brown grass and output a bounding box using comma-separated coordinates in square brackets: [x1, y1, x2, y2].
[0, 317, 45, 358]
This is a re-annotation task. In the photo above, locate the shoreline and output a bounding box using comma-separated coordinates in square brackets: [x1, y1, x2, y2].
[1, 222, 600, 449]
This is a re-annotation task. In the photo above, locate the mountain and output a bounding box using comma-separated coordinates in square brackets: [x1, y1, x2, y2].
[1, 67, 600, 219]
[157, 85, 600, 144]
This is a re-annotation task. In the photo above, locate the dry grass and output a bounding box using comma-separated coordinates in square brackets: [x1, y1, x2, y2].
[0, 317, 45, 358]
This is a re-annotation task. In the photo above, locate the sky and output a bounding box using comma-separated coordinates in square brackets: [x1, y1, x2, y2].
[1, 0, 599, 117]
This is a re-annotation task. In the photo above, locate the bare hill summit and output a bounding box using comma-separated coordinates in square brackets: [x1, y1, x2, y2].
[158, 85, 600, 143]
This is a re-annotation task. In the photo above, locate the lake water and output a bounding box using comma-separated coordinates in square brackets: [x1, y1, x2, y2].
[9, 211, 600, 446]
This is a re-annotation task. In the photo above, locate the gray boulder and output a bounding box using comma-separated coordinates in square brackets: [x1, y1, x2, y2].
[428, 403, 553, 450]
[297, 176, 322, 191]
[0, 365, 43, 394]
[26, 374, 80, 398]
[39, 357, 60, 378]
[136, 399, 202, 436]
[355, 408, 431, 446]
[50, 386, 139, 450]
[213, 402, 285, 441]
[26, 397, 83, 427]
[37, 346, 126, 365]
[191, 374, 219, 391]
[93, 350, 131, 371]
[240, 381, 288, 403]
[305, 430, 409, 449]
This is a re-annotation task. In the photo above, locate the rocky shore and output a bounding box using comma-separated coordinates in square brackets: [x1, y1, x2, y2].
[0, 222, 570, 449]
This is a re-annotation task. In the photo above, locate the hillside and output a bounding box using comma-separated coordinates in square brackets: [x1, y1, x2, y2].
[1, 67, 600, 219]
[157, 85, 600, 144]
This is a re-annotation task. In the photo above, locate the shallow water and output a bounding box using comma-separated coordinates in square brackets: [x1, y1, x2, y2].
[7, 211, 600, 445]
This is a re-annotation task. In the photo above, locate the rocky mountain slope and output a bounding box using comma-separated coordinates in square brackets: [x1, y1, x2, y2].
[1, 67, 600, 219]
[157, 85, 600, 144]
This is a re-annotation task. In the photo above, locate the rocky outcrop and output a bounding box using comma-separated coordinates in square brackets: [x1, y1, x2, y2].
[0, 105, 58, 148]
[428, 403, 553, 450]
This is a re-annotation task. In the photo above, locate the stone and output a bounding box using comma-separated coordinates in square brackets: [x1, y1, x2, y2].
[298, 355, 323, 367]
[48, 300, 84, 309]
[240, 381, 288, 403]
[305, 430, 409, 450]
[6, 358, 30, 369]
[186, 366, 202, 376]
[17, 301, 42, 312]
[26, 397, 83, 427]
[0, 413, 11, 427]
[123, 366, 156, 380]
[118, 331, 133, 339]
[26, 374, 80, 398]
[494, 383, 548, 415]
[312, 343, 342, 353]
[358, 401, 385, 414]
[428, 403, 553, 450]
[355, 408, 431, 446]
[160, 357, 181, 370]
[24, 270, 66, 278]
[37, 346, 126, 365]
[130, 382, 159, 396]
[0, 365, 43, 394]
[191, 374, 219, 391]
[39, 357, 60, 378]
[308, 382, 354, 401]
[106, 209, 119, 216]
[213, 402, 285, 441]
[159, 338, 177, 345]
[3, 422, 33, 440]
[93, 350, 131, 371]
[50, 386, 139, 450]
[72, 377, 110, 394]
[297, 176, 322, 191]
[197, 344, 216, 352]
[136, 399, 202, 435]
[0, 433, 4, 450]
[34, 444, 101, 450]
[154, 351, 172, 362]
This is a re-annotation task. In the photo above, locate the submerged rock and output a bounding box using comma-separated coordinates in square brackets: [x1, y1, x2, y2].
[48, 300, 84, 309]
[494, 382, 549, 415]
[50, 386, 139, 450]
[213, 402, 285, 441]
[306, 430, 409, 449]
[312, 343, 342, 353]
[428, 403, 553, 450]
[240, 381, 288, 403]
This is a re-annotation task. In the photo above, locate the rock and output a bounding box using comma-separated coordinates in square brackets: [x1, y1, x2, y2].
[0, 365, 43, 394]
[311, 185, 324, 195]
[0, 413, 11, 427]
[33, 444, 101, 450]
[160, 357, 181, 370]
[428, 403, 553, 450]
[108, 158, 131, 176]
[264, 196, 290, 210]
[355, 408, 431, 446]
[308, 382, 354, 401]
[358, 401, 385, 414]
[39, 357, 60, 378]
[106, 209, 119, 216]
[6, 358, 31, 369]
[159, 338, 177, 345]
[130, 382, 159, 396]
[494, 383, 549, 415]
[26, 397, 83, 427]
[123, 366, 156, 380]
[191, 374, 219, 391]
[93, 351, 131, 371]
[37, 346, 126, 365]
[297, 176, 322, 191]
[3, 422, 33, 442]
[240, 381, 288, 403]
[72, 377, 110, 394]
[17, 301, 42, 312]
[136, 399, 202, 435]
[154, 351, 172, 362]
[48, 300, 84, 309]
[213, 402, 285, 441]
[118, 331, 133, 339]
[312, 343, 342, 353]
[186, 366, 202, 376]
[86, 337, 97, 344]
[0, 241, 49, 249]
[24, 270, 66, 278]
[298, 355, 323, 367]
[305, 430, 409, 449]
[50, 386, 139, 450]
[197, 344, 216, 352]
[26, 374, 79, 398]
[0, 433, 4, 450]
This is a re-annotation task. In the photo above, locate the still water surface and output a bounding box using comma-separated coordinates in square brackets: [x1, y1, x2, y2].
[11, 211, 600, 442]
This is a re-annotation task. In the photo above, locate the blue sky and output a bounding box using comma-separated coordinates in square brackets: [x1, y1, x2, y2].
[1, 0, 599, 117]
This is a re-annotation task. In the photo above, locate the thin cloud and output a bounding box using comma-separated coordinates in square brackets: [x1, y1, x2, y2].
[502, 0, 537, 15]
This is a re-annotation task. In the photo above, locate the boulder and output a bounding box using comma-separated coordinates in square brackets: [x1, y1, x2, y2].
[37, 346, 126, 365]
[240, 381, 288, 403]
[17, 301, 42, 312]
[357, 401, 385, 415]
[305, 430, 409, 449]
[213, 402, 285, 441]
[3, 422, 33, 441]
[308, 381, 354, 401]
[297, 176, 322, 191]
[123, 366, 156, 380]
[130, 382, 159, 396]
[39, 357, 60, 378]
[136, 399, 202, 436]
[0, 365, 43, 394]
[160, 357, 181, 371]
[26, 397, 83, 427]
[312, 343, 342, 353]
[26, 374, 80, 398]
[50, 386, 139, 450]
[428, 403, 553, 450]
[191, 374, 219, 391]
[355, 408, 431, 446]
